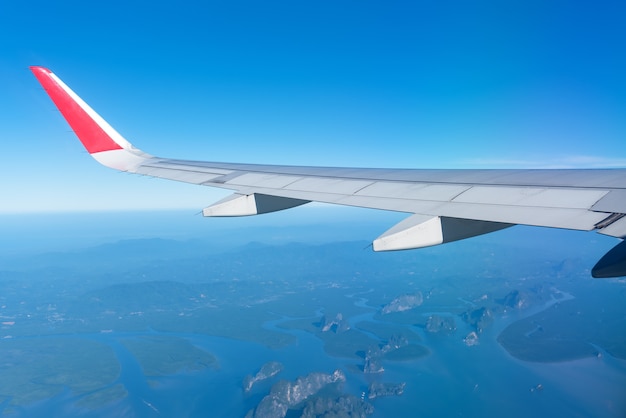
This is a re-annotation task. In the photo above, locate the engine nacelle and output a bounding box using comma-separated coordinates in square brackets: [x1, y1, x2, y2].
[592, 240, 626, 278]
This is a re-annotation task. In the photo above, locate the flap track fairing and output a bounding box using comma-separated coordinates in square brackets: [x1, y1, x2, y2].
[203, 193, 309, 217]
[373, 214, 512, 251]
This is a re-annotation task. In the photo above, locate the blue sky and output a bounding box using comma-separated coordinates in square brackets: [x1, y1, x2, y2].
[1, 0, 625, 213]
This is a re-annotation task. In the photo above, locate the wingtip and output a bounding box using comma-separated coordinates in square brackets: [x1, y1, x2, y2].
[29, 66, 50, 74]
[30, 65, 126, 155]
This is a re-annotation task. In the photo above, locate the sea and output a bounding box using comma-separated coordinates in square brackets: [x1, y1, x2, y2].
[1, 209, 624, 417]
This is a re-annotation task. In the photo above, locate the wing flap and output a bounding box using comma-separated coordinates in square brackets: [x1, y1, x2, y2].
[452, 186, 608, 209]
[283, 178, 373, 194]
[356, 182, 470, 200]
[597, 215, 626, 238]
[432, 202, 608, 230]
[591, 190, 626, 213]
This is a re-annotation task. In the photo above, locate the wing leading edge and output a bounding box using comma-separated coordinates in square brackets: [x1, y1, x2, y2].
[29, 66, 626, 277]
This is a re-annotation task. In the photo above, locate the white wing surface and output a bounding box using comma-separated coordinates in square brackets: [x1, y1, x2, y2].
[30, 66, 626, 278]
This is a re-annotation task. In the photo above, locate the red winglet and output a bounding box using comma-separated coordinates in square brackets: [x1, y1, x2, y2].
[30, 66, 123, 154]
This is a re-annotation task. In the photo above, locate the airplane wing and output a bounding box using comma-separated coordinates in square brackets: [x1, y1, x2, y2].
[30, 66, 626, 278]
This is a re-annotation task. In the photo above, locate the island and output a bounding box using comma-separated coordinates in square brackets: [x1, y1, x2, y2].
[243, 361, 284, 392]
